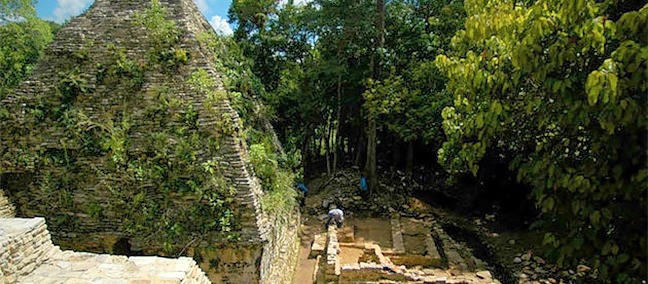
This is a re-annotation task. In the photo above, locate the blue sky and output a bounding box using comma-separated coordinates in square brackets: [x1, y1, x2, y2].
[35, 0, 234, 35]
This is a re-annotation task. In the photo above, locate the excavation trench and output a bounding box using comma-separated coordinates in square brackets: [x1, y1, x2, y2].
[442, 223, 516, 284]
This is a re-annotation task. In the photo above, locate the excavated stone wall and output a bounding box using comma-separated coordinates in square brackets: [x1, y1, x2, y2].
[260, 209, 301, 284]
[0, 0, 302, 283]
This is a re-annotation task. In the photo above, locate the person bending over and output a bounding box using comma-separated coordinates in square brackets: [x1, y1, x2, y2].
[326, 205, 344, 228]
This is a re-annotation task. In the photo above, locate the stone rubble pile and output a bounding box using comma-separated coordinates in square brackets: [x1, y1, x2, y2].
[514, 251, 595, 284]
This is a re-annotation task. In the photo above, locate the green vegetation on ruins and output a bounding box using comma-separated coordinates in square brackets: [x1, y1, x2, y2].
[1, 0, 299, 255]
[196, 30, 299, 221]
[1, 0, 278, 255]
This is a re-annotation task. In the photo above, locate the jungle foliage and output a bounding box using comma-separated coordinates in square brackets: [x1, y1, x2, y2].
[0, 0, 58, 94]
[435, 0, 647, 281]
[230, 0, 646, 282]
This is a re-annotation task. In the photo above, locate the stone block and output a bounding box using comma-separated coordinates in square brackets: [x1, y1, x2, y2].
[476, 270, 492, 280]
[425, 234, 442, 263]
[310, 233, 326, 258]
[158, 271, 187, 280]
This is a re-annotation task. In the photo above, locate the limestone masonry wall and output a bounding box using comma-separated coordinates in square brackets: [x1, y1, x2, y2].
[0, 217, 211, 284]
[0, 218, 55, 283]
[260, 209, 301, 284]
[0, 189, 15, 218]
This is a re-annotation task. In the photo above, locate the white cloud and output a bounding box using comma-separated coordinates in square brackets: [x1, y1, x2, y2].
[209, 15, 233, 36]
[52, 0, 93, 23]
[194, 0, 209, 14]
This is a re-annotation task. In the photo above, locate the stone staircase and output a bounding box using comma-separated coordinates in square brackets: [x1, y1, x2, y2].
[312, 215, 501, 284]
[0, 217, 210, 284]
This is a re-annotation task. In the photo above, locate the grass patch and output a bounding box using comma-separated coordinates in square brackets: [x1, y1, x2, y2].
[338, 269, 410, 283]
[390, 254, 440, 267]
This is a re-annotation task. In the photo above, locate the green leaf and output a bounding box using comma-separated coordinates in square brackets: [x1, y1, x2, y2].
[476, 113, 484, 128]
[543, 197, 555, 212]
[590, 210, 601, 226]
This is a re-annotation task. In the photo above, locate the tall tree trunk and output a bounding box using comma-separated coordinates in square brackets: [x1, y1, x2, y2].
[354, 108, 364, 166]
[325, 115, 331, 175]
[406, 140, 414, 174]
[365, 0, 385, 195]
[333, 73, 342, 174]
[302, 135, 310, 176]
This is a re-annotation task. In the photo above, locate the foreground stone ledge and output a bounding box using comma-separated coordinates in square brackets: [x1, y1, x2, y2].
[0, 218, 211, 284]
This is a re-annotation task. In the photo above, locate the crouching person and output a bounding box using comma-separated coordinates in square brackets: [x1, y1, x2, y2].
[326, 205, 344, 228]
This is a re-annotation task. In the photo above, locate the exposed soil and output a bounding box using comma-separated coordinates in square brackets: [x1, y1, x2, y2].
[442, 223, 516, 284]
[390, 254, 438, 267]
[402, 235, 427, 255]
[338, 247, 364, 265]
[292, 217, 325, 284]
[348, 218, 392, 249]
[296, 168, 554, 284]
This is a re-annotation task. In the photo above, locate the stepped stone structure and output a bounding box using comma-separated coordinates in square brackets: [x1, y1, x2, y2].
[0, 0, 299, 283]
[0, 217, 210, 283]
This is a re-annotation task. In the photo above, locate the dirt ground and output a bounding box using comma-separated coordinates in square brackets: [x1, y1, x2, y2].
[347, 218, 392, 249]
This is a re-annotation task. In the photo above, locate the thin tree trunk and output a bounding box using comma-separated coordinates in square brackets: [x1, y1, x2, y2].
[354, 108, 364, 166]
[333, 73, 342, 174]
[302, 135, 310, 176]
[325, 113, 332, 175]
[317, 129, 323, 159]
[365, 0, 385, 195]
[406, 140, 414, 174]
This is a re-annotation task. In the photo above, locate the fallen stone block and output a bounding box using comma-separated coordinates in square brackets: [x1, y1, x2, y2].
[310, 233, 326, 258]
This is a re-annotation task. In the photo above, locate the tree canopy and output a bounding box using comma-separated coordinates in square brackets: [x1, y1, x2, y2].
[0, 0, 57, 94]
[436, 0, 647, 281]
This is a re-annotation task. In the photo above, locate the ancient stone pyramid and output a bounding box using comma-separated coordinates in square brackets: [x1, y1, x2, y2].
[0, 0, 269, 268]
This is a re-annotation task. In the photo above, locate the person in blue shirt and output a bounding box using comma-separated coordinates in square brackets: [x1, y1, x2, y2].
[359, 176, 368, 195]
[296, 182, 308, 206]
[297, 183, 309, 194]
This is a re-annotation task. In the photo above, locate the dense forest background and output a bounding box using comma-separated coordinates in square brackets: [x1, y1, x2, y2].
[1, 0, 646, 282]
